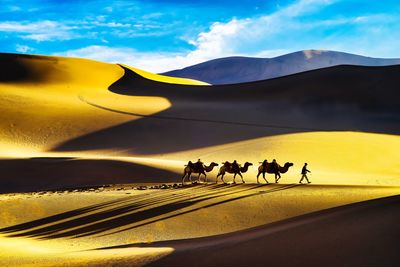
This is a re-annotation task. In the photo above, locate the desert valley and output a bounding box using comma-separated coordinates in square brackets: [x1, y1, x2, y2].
[0, 51, 399, 266]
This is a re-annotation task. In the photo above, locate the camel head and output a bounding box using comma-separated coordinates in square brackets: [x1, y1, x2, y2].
[244, 162, 253, 167]
[284, 162, 294, 167]
[210, 162, 219, 166]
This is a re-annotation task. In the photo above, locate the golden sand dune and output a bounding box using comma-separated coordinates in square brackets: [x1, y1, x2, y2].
[0, 184, 399, 266]
[0, 54, 204, 155]
[2, 53, 399, 190]
[121, 64, 209, 85]
[147, 194, 400, 267]
[0, 53, 399, 266]
[162, 131, 400, 185]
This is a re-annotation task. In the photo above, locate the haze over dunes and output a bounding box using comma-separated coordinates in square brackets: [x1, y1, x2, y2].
[0, 52, 399, 266]
[163, 50, 400, 84]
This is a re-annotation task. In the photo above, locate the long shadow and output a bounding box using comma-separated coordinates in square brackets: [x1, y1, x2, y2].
[53, 65, 400, 155]
[0, 196, 132, 233]
[1, 184, 297, 239]
[93, 195, 400, 252]
[1, 184, 227, 236]
[101, 184, 300, 237]
[0, 184, 209, 237]
[35, 184, 257, 239]
[0, 186, 180, 233]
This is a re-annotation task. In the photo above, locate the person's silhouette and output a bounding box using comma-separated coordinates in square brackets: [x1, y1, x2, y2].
[231, 160, 240, 172]
[194, 158, 204, 172]
[262, 159, 268, 168]
[299, 163, 311, 184]
[271, 159, 279, 171]
[187, 160, 194, 168]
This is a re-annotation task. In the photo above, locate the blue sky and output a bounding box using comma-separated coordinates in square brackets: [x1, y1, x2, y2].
[1, 0, 400, 72]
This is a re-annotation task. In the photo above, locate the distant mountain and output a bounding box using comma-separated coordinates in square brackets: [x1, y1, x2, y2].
[162, 50, 400, 84]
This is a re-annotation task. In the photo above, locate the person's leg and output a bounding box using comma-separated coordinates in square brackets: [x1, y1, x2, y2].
[305, 174, 311, 183]
[299, 174, 305, 183]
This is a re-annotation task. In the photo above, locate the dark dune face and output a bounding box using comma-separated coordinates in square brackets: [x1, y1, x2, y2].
[0, 53, 59, 83]
[145, 195, 400, 267]
[54, 64, 400, 155]
[163, 50, 400, 84]
[0, 158, 177, 193]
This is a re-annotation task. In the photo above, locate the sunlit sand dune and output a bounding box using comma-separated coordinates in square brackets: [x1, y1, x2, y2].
[121, 64, 209, 85]
[0, 184, 399, 266]
[0, 53, 399, 266]
[0, 54, 205, 155]
[161, 131, 400, 185]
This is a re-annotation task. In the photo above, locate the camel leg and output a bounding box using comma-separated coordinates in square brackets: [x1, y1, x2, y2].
[197, 173, 202, 183]
[256, 172, 260, 184]
[233, 173, 237, 184]
[275, 173, 279, 183]
[276, 173, 281, 182]
[221, 173, 226, 184]
[203, 172, 207, 184]
[188, 173, 192, 183]
[182, 172, 186, 185]
[239, 172, 245, 183]
[263, 172, 269, 184]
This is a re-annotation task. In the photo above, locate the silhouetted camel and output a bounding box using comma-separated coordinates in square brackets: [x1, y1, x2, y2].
[182, 162, 219, 184]
[257, 162, 294, 183]
[216, 162, 253, 184]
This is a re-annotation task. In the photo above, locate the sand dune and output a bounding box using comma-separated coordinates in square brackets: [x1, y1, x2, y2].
[0, 184, 398, 266]
[0, 53, 399, 266]
[0, 53, 400, 193]
[0, 158, 179, 193]
[145, 194, 400, 267]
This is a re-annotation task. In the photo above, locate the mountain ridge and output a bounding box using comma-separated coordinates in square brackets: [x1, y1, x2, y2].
[163, 50, 400, 84]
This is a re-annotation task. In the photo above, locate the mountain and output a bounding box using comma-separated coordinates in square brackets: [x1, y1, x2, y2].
[162, 50, 400, 84]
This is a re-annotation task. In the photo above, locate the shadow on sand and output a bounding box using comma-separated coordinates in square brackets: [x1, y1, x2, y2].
[0, 184, 299, 239]
[95, 195, 400, 267]
[53, 65, 400, 155]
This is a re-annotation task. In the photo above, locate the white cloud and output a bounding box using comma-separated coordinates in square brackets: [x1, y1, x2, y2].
[92, 21, 131, 28]
[0, 20, 76, 41]
[57, 45, 185, 73]
[56, 0, 337, 72]
[57, 0, 397, 72]
[15, 44, 33, 53]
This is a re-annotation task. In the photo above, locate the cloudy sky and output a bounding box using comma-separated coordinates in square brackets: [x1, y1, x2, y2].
[1, 0, 400, 72]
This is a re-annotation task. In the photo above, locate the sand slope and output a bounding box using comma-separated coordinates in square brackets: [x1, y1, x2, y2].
[0, 53, 399, 266]
[0, 184, 398, 266]
[147, 194, 400, 267]
[0, 54, 400, 192]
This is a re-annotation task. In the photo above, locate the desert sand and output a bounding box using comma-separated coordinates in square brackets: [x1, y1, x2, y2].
[0, 53, 399, 266]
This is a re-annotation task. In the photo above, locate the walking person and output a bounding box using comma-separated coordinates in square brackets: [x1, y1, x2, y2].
[299, 163, 311, 184]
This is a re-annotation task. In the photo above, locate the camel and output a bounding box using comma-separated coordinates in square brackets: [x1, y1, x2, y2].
[216, 162, 253, 184]
[257, 162, 294, 183]
[182, 162, 219, 184]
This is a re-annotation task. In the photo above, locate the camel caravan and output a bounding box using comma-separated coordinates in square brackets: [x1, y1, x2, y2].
[182, 159, 295, 185]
